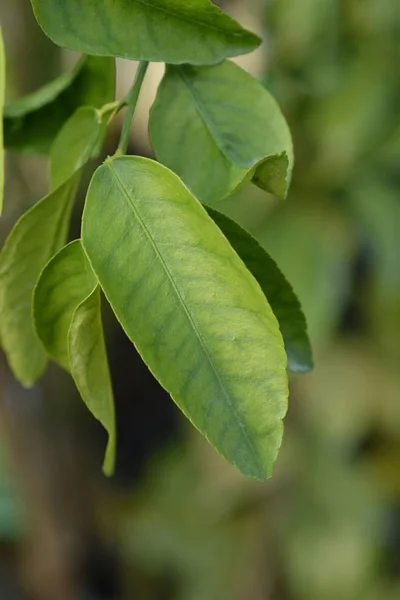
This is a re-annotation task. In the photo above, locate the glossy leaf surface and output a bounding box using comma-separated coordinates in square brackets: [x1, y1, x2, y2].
[31, 0, 260, 66]
[4, 56, 115, 154]
[150, 60, 293, 203]
[34, 240, 115, 475]
[82, 156, 288, 480]
[206, 207, 313, 372]
[0, 177, 78, 385]
[69, 286, 116, 475]
[33, 240, 98, 369]
[0, 27, 4, 214]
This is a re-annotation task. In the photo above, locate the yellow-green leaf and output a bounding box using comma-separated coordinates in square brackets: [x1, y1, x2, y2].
[69, 286, 116, 476]
[33, 240, 115, 475]
[0, 176, 79, 385]
[82, 156, 288, 480]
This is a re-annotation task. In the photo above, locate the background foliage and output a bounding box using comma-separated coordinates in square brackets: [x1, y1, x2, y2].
[0, 0, 399, 598]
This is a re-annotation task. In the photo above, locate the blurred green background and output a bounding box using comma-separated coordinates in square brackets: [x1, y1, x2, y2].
[0, 0, 400, 598]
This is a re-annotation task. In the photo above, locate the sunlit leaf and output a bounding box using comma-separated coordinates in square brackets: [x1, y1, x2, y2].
[206, 207, 313, 372]
[0, 176, 79, 385]
[33, 240, 98, 369]
[30, 0, 260, 66]
[70, 285, 116, 476]
[4, 55, 115, 154]
[33, 240, 115, 474]
[150, 60, 293, 203]
[82, 156, 288, 480]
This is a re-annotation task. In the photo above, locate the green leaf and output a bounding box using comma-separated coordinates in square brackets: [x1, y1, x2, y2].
[33, 240, 98, 369]
[0, 176, 79, 386]
[0, 27, 5, 215]
[150, 60, 293, 204]
[69, 286, 116, 476]
[205, 207, 313, 373]
[82, 156, 288, 480]
[0, 103, 106, 386]
[30, 0, 260, 66]
[4, 55, 115, 154]
[50, 106, 107, 190]
[33, 240, 115, 475]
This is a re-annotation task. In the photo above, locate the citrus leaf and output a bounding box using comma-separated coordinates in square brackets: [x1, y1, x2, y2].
[69, 285, 116, 476]
[81, 156, 288, 480]
[0, 176, 79, 386]
[205, 207, 313, 373]
[50, 106, 107, 190]
[0, 104, 106, 386]
[30, 0, 260, 66]
[150, 60, 293, 203]
[4, 55, 115, 154]
[33, 240, 98, 369]
[0, 27, 5, 215]
[33, 240, 115, 475]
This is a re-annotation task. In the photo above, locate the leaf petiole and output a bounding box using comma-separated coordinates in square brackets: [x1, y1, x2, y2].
[116, 61, 149, 155]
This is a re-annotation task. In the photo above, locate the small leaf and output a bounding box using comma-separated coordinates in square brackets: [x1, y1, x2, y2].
[33, 240, 115, 475]
[4, 55, 115, 154]
[0, 27, 5, 215]
[82, 156, 288, 480]
[50, 106, 106, 190]
[0, 176, 79, 385]
[69, 286, 116, 476]
[30, 0, 260, 66]
[205, 207, 313, 373]
[33, 240, 98, 369]
[150, 60, 293, 203]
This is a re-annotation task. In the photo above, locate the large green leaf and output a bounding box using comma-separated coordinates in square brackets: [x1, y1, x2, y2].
[0, 27, 4, 215]
[0, 104, 106, 386]
[150, 60, 293, 204]
[33, 240, 98, 369]
[0, 176, 78, 385]
[33, 240, 116, 475]
[69, 286, 116, 476]
[4, 55, 115, 154]
[82, 156, 288, 480]
[205, 207, 313, 373]
[50, 106, 107, 190]
[31, 0, 260, 66]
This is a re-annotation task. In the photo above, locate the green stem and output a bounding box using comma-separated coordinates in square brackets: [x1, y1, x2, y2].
[117, 61, 149, 155]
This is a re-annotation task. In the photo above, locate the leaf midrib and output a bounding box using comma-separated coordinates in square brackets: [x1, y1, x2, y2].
[106, 161, 263, 475]
[119, 0, 248, 40]
[176, 66, 238, 163]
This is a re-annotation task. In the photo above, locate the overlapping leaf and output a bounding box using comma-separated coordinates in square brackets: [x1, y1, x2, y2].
[82, 156, 288, 480]
[69, 286, 116, 475]
[206, 207, 313, 372]
[0, 176, 78, 385]
[4, 55, 115, 154]
[50, 106, 108, 190]
[150, 60, 293, 204]
[0, 105, 107, 386]
[34, 241, 116, 474]
[0, 27, 4, 214]
[33, 240, 98, 369]
[30, 0, 260, 66]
